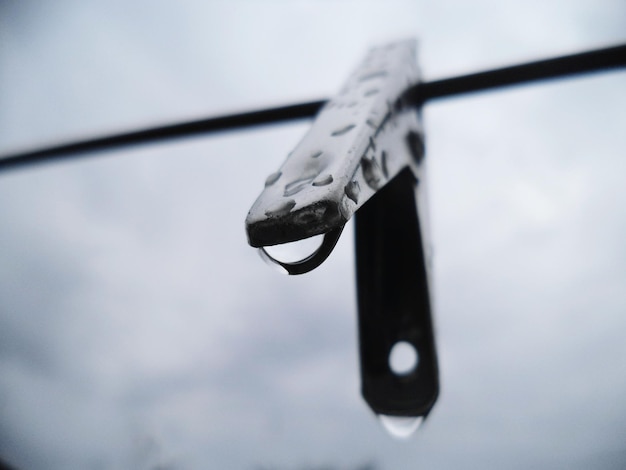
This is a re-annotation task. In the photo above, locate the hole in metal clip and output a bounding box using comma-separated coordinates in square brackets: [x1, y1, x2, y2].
[389, 341, 419, 376]
[258, 226, 344, 275]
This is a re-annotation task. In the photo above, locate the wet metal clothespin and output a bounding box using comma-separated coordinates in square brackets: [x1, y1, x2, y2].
[245, 40, 438, 429]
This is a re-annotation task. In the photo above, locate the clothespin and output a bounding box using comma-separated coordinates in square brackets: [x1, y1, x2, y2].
[246, 40, 438, 423]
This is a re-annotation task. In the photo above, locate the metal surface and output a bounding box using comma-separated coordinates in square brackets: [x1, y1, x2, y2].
[245, 40, 424, 254]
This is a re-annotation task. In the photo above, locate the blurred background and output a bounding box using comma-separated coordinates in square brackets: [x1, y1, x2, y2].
[0, 1, 625, 469]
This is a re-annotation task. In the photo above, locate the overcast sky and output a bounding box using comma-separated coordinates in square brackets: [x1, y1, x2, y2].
[0, 1, 625, 469]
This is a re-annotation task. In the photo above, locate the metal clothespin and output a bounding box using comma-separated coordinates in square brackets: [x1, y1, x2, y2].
[245, 40, 438, 424]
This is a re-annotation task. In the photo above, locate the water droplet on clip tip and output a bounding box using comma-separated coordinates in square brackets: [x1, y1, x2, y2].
[379, 415, 424, 439]
[284, 177, 316, 197]
[265, 171, 282, 187]
[261, 234, 325, 265]
[331, 124, 356, 137]
[258, 226, 344, 276]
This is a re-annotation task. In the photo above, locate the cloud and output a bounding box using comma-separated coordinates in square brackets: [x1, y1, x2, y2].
[0, 1, 625, 469]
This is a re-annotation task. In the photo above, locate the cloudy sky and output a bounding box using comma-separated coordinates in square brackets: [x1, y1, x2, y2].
[1, 1, 625, 469]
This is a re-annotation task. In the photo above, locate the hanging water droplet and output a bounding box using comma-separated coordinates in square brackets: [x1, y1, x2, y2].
[265, 171, 282, 187]
[261, 234, 324, 265]
[331, 124, 356, 137]
[312, 174, 333, 186]
[344, 180, 360, 203]
[264, 198, 296, 217]
[378, 415, 424, 439]
[258, 226, 344, 275]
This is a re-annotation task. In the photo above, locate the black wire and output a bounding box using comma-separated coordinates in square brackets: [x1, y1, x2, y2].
[406, 43, 626, 104]
[0, 101, 325, 172]
[1, 43, 624, 172]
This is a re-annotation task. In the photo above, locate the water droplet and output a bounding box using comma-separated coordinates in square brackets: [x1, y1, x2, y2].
[358, 70, 388, 82]
[284, 177, 316, 197]
[312, 174, 333, 186]
[389, 341, 419, 375]
[311, 151, 323, 159]
[258, 226, 345, 275]
[264, 199, 296, 217]
[365, 119, 377, 129]
[361, 157, 383, 190]
[364, 88, 380, 97]
[345, 181, 360, 203]
[379, 415, 424, 439]
[331, 124, 356, 137]
[262, 234, 325, 264]
[265, 171, 282, 187]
